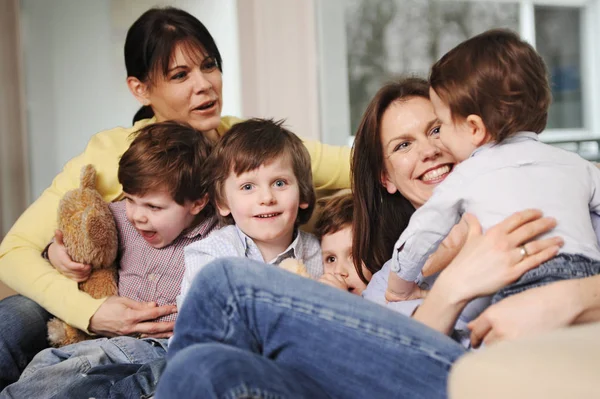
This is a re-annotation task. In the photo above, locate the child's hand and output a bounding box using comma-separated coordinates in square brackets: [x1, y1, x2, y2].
[318, 273, 349, 291]
[47, 229, 92, 282]
[385, 272, 427, 302]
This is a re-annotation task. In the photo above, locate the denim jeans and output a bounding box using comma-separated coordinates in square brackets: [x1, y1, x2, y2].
[0, 295, 51, 390]
[157, 258, 466, 399]
[62, 357, 166, 399]
[493, 253, 600, 303]
[0, 336, 167, 399]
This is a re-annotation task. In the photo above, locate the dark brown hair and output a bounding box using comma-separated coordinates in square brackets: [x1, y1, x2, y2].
[314, 193, 354, 240]
[352, 78, 426, 283]
[126, 7, 223, 123]
[207, 118, 315, 226]
[430, 29, 551, 142]
[118, 121, 213, 217]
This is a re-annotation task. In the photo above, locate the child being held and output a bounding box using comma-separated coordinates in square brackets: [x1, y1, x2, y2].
[47, 121, 216, 319]
[386, 29, 600, 305]
[179, 118, 322, 305]
[314, 193, 372, 296]
[7, 122, 216, 397]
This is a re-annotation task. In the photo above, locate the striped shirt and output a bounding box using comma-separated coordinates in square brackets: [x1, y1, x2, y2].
[109, 201, 217, 322]
[179, 224, 322, 307]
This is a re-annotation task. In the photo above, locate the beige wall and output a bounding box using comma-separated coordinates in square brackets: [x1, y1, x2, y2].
[0, 0, 29, 237]
[237, 0, 320, 139]
[0, 0, 27, 299]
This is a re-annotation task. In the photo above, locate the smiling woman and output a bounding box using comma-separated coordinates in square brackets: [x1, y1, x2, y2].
[351, 78, 456, 280]
[380, 96, 454, 208]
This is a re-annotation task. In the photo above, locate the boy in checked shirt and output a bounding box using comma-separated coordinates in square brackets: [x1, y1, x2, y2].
[2, 121, 217, 398]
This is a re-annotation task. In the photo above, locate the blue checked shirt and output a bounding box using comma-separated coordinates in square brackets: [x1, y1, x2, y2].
[179, 224, 322, 307]
[392, 131, 600, 281]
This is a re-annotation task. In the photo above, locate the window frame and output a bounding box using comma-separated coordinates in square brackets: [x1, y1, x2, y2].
[315, 0, 600, 147]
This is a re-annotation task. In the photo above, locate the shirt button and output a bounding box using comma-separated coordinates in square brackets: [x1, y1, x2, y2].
[148, 274, 155, 281]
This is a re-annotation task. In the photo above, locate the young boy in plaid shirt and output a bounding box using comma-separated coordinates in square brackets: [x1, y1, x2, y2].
[3, 121, 216, 398]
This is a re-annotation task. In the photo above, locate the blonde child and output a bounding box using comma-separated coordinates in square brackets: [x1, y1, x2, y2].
[386, 29, 600, 305]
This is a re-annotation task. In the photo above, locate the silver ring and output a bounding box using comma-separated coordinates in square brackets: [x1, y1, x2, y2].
[519, 245, 529, 259]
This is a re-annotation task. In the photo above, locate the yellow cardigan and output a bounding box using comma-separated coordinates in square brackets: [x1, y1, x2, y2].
[0, 116, 351, 331]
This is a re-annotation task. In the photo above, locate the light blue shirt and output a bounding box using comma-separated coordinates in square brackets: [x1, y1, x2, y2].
[179, 224, 322, 307]
[363, 259, 490, 344]
[391, 132, 600, 280]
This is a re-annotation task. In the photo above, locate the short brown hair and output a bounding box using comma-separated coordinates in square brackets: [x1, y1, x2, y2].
[118, 121, 213, 212]
[429, 29, 551, 142]
[314, 193, 354, 240]
[207, 118, 315, 225]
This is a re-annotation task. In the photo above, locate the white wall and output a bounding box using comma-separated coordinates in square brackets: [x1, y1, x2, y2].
[20, 0, 241, 200]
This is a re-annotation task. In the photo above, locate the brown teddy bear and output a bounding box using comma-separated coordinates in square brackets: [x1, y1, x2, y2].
[46, 164, 119, 347]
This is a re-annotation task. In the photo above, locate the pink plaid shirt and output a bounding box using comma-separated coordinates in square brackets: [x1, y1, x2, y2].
[109, 201, 217, 322]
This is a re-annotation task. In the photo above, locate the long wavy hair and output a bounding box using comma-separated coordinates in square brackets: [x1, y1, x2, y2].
[351, 77, 430, 283]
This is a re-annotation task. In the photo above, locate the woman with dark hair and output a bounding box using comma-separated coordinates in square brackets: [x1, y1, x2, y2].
[154, 78, 598, 398]
[0, 6, 350, 392]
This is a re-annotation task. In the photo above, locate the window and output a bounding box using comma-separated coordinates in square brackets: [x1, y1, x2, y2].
[535, 6, 582, 129]
[316, 0, 600, 159]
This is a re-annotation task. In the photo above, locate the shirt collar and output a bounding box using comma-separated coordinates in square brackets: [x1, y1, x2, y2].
[470, 131, 539, 158]
[183, 215, 218, 239]
[234, 225, 301, 264]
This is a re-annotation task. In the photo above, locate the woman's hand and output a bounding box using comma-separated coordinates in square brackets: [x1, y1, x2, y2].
[47, 230, 92, 282]
[468, 279, 580, 348]
[434, 210, 563, 305]
[89, 296, 177, 338]
[413, 210, 562, 334]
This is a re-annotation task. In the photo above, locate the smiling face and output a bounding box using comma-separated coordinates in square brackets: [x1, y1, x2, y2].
[321, 226, 371, 296]
[132, 43, 223, 138]
[380, 96, 456, 208]
[429, 88, 477, 162]
[217, 155, 309, 258]
[124, 190, 205, 249]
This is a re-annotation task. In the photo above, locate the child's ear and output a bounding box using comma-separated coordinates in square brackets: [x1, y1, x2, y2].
[380, 171, 398, 195]
[299, 202, 309, 210]
[127, 76, 151, 106]
[216, 202, 231, 217]
[466, 114, 489, 146]
[190, 195, 209, 216]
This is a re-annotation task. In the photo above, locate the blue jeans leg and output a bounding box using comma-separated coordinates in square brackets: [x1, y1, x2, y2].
[61, 357, 166, 399]
[0, 295, 50, 390]
[493, 253, 600, 303]
[1, 336, 166, 399]
[166, 258, 466, 399]
[157, 343, 328, 399]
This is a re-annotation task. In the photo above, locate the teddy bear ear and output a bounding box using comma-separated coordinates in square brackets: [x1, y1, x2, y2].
[80, 165, 97, 190]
